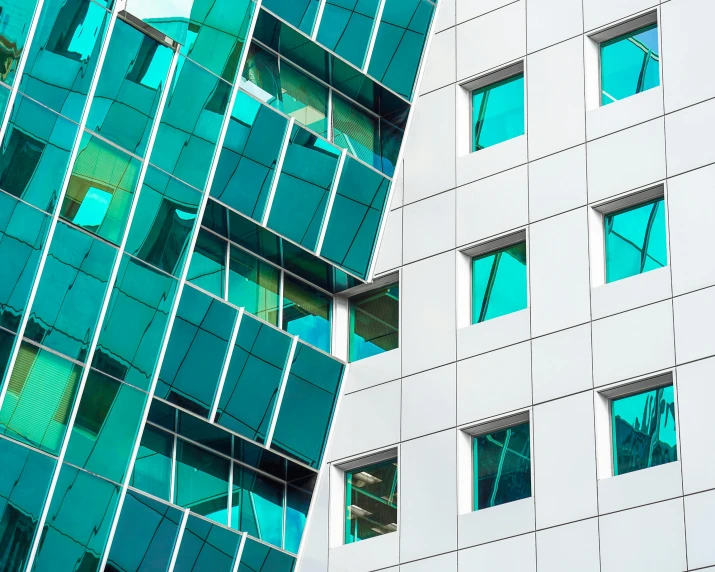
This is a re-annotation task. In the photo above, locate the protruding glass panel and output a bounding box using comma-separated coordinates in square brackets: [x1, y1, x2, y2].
[266, 124, 340, 250]
[604, 198, 667, 284]
[367, 0, 434, 99]
[0, 328, 15, 380]
[210, 91, 289, 222]
[319, 156, 390, 278]
[105, 489, 183, 572]
[0, 192, 50, 332]
[174, 513, 240, 572]
[19, 0, 110, 122]
[86, 17, 173, 156]
[151, 56, 231, 190]
[344, 457, 397, 544]
[216, 314, 291, 442]
[25, 221, 115, 361]
[61, 132, 142, 245]
[230, 464, 283, 547]
[238, 538, 297, 571]
[0, 0, 41, 86]
[241, 44, 328, 138]
[124, 0, 193, 45]
[156, 285, 237, 417]
[282, 275, 331, 353]
[31, 464, 120, 572]
[472, 73, 525, 152]
[285, 483, 311, 553]
[317, 0, 380, 68]
[262, 0, 320, 35]
[0, 93, 79, 213]
[228, 246, 280, 326]
[131, 424, 173, 501]
[271, 342, 344, 467]
[0, 435, 56, 571]
[349, 283, 398, 362]
[65, 369, 147, 483]
[187, 228, 227, 298]
[612, 385, 677, 476]
[125, 165, 201, 277]
[175, 439, 230, 523]
[473, 421, 531, 511]
[472, 241, 527, 324]
[601, 24, 659, 106]
[93, 254, 178, 391]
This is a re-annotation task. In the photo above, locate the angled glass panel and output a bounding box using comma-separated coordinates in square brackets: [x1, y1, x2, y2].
[131, 424, 174, 501]
[285, 483, 310, 554]
[266, 124, 340, 250]
[0, 328, 14, 381]
[282, 275, 331, 353]
[238, 537, 296, 571]
[262, 0, 320, 35]
[612, 384, 677, 476]
[604, 198, 667, 283]
[472, 241, 527, 324]
[173, 514, 240, 572]
[156, 285, 237, 416]
[86, 17, 174, 156]
[472, 73, 524, 152]
[473, 421, 531, 511]
[332, 94, 380, 171]
[124, 0, 193, 45]
[210, 91, 289, 222]
[0, 0, 41, 86]
[175, 439, 230, 523]
[349, 283, 398, 362]
[319, 156, 390, 278]
[230, 464, 283, 547]
[344, 457, 397, 544]
[19, 0, 110, 122]
[317, 0, 380, 68]
[216, 313, 291, 442]
[61, 132, 142, 245]
[270, 342, 344, 468]
[176, 408, 232, 456]
[228, 245, 280, 326]
[25, 221, 116, 362]
[187, 228, 227, 298]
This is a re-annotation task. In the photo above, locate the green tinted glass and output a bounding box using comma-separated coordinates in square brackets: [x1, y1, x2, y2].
[228, 246, 280, 326]
[1, 0, 41, 86]
[349, 283, 398, 362]
[317, 0, 380, 68]
[238, 537, 296, 571]
[131, 424, 173, 501]
[472, 74, 525, 152]
[345, 458, 398, 544]
[262, 0, 320, 35]
[175, 439, 230, 523]
[188, 229, 227, 298]
[332, 94, 379, 168]
[472, 241, 527, 324]
[230, 464, 283, 547]
[282, 275, 331, 352]
[173, 514, 240, 572]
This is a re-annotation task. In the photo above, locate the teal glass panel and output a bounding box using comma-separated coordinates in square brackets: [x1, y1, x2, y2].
[266, 124, 340, 250]
[173, 514, 240, 572]
[472, 74, 524, 151]
[262, 0, 320, 35]
[105, 489, 183, 572]
[344, 458, 397, 544]
[176, 407, 232, 456]
[271, 342, 344, 468]
[228, 245, 280, 326]
[319, 156, 390, 278]
[125, 165, 202, 277]
[367, 0, 434, 99]
[150, 56, 231, 190]
[216, 313, 291, 442]
[187, 228, 227, 298]
[230, 464, 283, 547]
[93, 254, 178, 391]
[131, 424, 173, 501]
[156, 285, 237, 416]
[0, 0, 41, 86]
[25, 221, 116, 362]
[86, 17, 173, 157]
[65, 370, 147, 483]
[241, 44, 328, 138]
[210, 91, 289, 222]
[123, 0, 192, 45]
[19, 0, 110, 122]
[604, 198, 667, 283]
[601, 24, 659, 106]
[285, 484, 310, 553]
[0, 192, 50, 332]
[612, 385, 677, 476]
[31, 464, 120, 572]
[472, 241, 527, 324]
[332, 94, 380, 170]
[61, 132, 142, 245]
[0, 93, 79, 213]
[282, 275, 331, 353]
[473, 422, 531, 511]
[0, 435, 56, 571]
[349, 283, 398, 362]
[175, 439, 230, 523]
[0, 328, 14, 381]
[238, 537, 296, 571]
[317, 0, 380, 68]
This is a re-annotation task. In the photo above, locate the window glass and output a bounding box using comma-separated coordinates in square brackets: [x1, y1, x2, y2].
[332, 94, 379, 168]
[317, 0, 380, 68]
[0, 0, 41, 86]
[601, 24, 659, 106]
[612, 385, 677, 476]
[230, 464, 284, 547]
[282, 275, 331, 352]
[228, 245, 281, 326]
[173, 513, 240, 572]
[604, 198, 667, 283]
[473, 422, 531, 511]
[472, 73, 524, 152]
[0, 328, 14, 381]
[285, 484, 311, 553]
[131, 424, 173, 501]
[349, 283, 398, 362]
[175, 439, 230, 523]
[262, 0, 320, 35]
[188, 228, 227, 298]
[344, 457, 398, 544]
[238, 537, 296, 571]
[472, 241, 527, 324]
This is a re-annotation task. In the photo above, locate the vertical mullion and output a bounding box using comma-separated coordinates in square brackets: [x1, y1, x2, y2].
[171, 432, 177, 504]
[231, 533, 248, 572]
[362, 0, 387, 73]
[311, 0, 328, 40]
[264, 335, 299, 448]
[227, 455, 234, 528]
[167, 508, 191, 572]
[209, 308, 244, 423]
[316, 149, 347, 255]
[261, 117, 295, 226]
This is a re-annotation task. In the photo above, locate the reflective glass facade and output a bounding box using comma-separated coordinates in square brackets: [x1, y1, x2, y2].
[472, 73, 524, 152]
[472, 241, 528, 324]
[344, 457, 398, 544]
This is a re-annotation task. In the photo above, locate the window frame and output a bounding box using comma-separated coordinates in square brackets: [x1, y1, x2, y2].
[347, 278, 400, 363]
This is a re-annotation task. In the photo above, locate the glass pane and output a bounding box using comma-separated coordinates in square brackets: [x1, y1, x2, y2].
[612, 385, 677, 476]
[0, 0, 40, 86]
[262, 0, 319, 35]
[472, 241, 527, 324]
[605, 198, 667, 283]
[131, 424, 173, 501]
[473, 422, 531, 511]
[317, 0, 380, 68]
[173, 514, 240, 572]
[187, 228, 227, 298]
[0, 328, 15, 381]
[349, 283, 398, 362]
[177, 408, 232, 456]
[123, 0, 193, 45]
[25, 221, 116, 362]
[175, 439, 230, 524]
[228, 246, 280, 326]
[344, 458, 397, 544]
[332, 94, 380, 170]
[230, 464, 283, 547]
[285, 484, 310, 554]
[472, 74, 525, 152]
[282, 275, 331, 353]
[601, 24, 660, 106]
[238, 537, 296, 571]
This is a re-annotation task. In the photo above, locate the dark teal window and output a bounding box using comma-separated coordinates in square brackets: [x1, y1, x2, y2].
[316, 0, 380, 68]
[131, 424, 173, 501]
[349, 283, 399, 362]
[238, 537, 296, 571]
[173, 513, 240, 572]
[612, 385, 677, 476]
[344, 457, 398, 544]
[282, 275, 332, 353]
[472, 241, 527, 324]
[604, 198, 667, 283]
[601, 24, 659, 106]
[228, 246, 281, 327]
[175, 439, 230, 523]
[472, 73, 524, 152]
[262, 0, 320, 35]
[230, 464, 284, 547]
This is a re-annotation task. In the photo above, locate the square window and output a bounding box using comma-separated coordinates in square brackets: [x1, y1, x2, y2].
[472, 73, 524, 152]
[344, 457, 398, 544]
[282, 275, 332, 353]
[472, 241, 527, 324]
[349, 282, 399, 362]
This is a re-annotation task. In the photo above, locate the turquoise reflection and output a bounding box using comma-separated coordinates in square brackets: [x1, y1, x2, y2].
[472, 74, 524, 152]
[472, 242, 527, 324]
